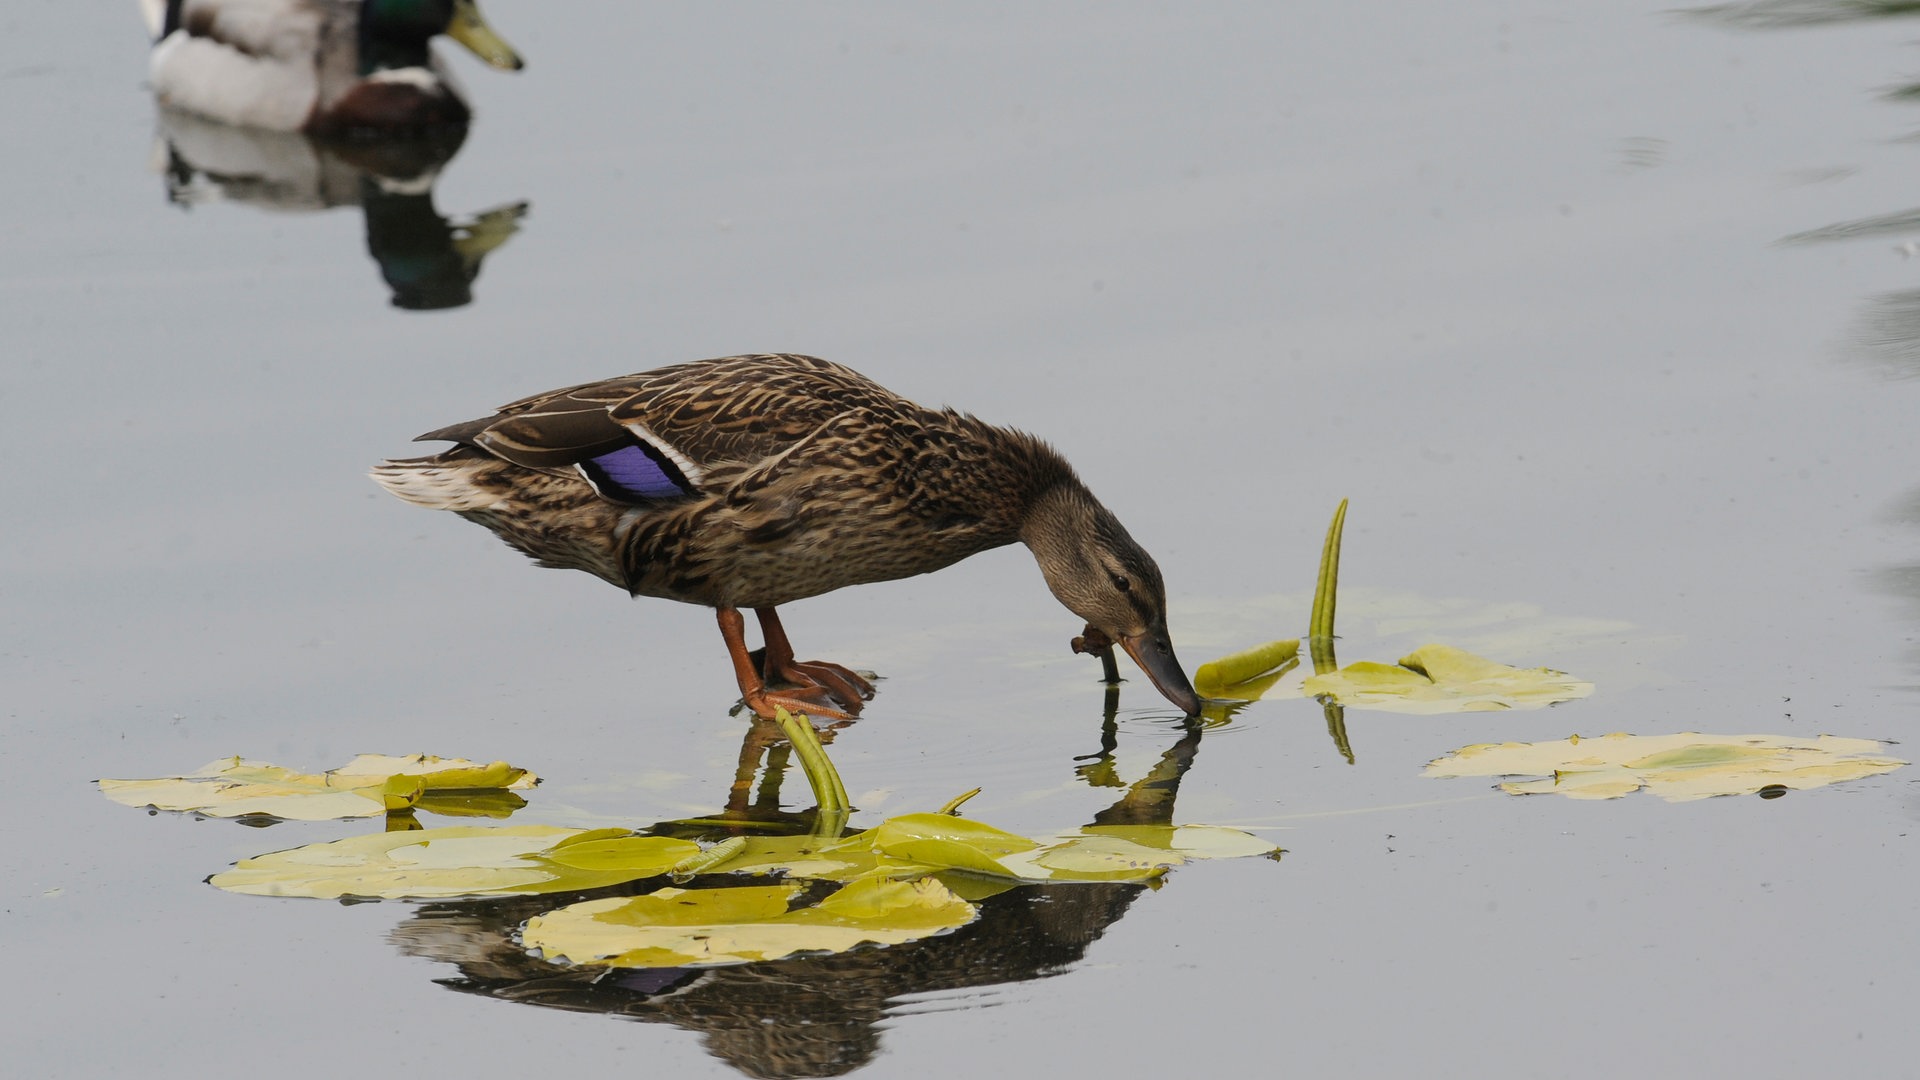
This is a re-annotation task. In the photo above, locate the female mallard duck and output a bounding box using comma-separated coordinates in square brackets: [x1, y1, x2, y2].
[371, 354, 1203, 720]
[140, 0, 523, 136]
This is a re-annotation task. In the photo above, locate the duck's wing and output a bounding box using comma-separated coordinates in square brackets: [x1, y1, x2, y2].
[413, 355, 907, 505]
[147, 0, 340, 130]
[163, 0, 336, 60]
[600, 354, 905, 463]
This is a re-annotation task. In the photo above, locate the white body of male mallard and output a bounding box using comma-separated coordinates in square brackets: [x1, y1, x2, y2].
[372, 354, 1202, 720]
[140, 0, 522, 136]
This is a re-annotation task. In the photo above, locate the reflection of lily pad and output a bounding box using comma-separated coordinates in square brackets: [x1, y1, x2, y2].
[99, 754, 538, 821]
[1301, 644, 1593, 713]
[524, 877, 978, 968]
[209, 826, 699, 899]
[1425, 732, 1908, 801]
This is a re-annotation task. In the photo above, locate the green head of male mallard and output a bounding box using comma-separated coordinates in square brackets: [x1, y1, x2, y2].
[357, 0, 523, 75]
[143, 0, 524, 135]
[371, 354, 1203, 721]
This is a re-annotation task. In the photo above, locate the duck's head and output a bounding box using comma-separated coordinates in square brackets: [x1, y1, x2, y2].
[363, 0, 525, 71]
[1021, 484, 1202, 716]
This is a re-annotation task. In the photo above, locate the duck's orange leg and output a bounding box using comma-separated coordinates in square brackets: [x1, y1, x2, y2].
[755, 606, 874, 715]
[716, 607, 854, 721]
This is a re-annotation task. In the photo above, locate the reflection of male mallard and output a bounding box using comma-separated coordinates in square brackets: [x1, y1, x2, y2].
[139, 0, 523, 135]
[153, 105, 528, 310]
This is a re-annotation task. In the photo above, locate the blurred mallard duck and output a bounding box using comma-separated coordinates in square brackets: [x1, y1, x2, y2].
[140, 0, 523, 136]
[152, 105, 528, 309]
[371, 354, 1202, 720]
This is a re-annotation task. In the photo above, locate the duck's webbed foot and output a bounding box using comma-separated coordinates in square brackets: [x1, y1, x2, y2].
[717, 607, 859, 722]
[742, 684, 857, 723]
[755, 607, 875, 716]
[768, 658, 874, 715]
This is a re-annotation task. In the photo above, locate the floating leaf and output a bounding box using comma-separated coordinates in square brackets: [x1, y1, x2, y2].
[209, 825, 698, 899]
[524, 877, 978, 968]
[1195, 640, 1300, 699]
[864, 813, 1043, 878]
[999, 825, 1279, 880]
[99, 754, 537, 821]
[1425, 732, 1908, 801]
[1076, 824, 1282, 860]
[1301, 644, 1593, 713]
[324, 754, 536, 791]
[679, 833, 937, 883]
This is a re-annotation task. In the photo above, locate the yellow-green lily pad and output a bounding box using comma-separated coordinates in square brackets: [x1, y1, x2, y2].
[524, 877, 978, 968]
[1301, 644, 1593, 713]
[1425, 732, 1908, 801]
[678, 818, 1278, 886]
[864, 813, 1043, 878]
[999, 824, 1279, 880]
[99, 754, 537, 821]
[209, 825, 699, 899]
[675, 833, 938, 883]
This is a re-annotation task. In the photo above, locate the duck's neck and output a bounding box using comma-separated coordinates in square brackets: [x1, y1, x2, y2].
[1017, 480, 1108, 565]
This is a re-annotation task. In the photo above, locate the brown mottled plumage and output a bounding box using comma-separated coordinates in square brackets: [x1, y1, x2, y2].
[372, 354, 1201, 719]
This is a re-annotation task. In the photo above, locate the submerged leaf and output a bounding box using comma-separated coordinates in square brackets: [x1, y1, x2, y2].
[99, 754, 537, 821]
[1301, 644, 1593, 713]
[209, 825, 698, 899]
[1425, 732, 1907, 801]
[524, 877, 978, 967]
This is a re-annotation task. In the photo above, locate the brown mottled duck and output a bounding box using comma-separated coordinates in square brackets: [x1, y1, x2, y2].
[371, 354, 1201, 720]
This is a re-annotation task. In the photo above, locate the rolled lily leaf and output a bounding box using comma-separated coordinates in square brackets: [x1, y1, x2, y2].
[1195, 640, 1301, 699]
[524, 877, 978, 968]
[209, 825, 699, 899]
[98, 754, 537, 821]
[1301, 644, 1593, 714]
[1425, 732, 1908, 801]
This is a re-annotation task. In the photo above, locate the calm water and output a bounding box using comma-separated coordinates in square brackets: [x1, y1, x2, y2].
[6, 3, 1919, 1077]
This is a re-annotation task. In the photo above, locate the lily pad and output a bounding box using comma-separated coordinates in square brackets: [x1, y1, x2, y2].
[524, 877, 978, 967]
[675, 833, 937, 883]
[99, 754, 537, 821]
[999, 824, 1280, 880]
[677, 817, 1279, 886]
[209, 825, 700, 899]
[1424, 732, 1908, 801]
[1301, 644, 1593, 713]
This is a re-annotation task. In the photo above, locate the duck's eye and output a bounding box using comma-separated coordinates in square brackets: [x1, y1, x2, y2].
[1111, 574, 1132, 594]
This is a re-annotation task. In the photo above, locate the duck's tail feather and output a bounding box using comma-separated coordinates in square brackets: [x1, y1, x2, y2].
[369, 458, 503, 512]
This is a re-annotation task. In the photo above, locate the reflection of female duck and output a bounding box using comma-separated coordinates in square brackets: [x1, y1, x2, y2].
[140, 0, 523, 135]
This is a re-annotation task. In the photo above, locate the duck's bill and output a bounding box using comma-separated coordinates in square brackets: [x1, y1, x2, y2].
[448, 0, 525, 71]
[1120, 630, 1203, 716]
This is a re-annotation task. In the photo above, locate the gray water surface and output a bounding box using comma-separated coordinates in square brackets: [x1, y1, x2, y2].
[5, 3, 1918, 1077]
